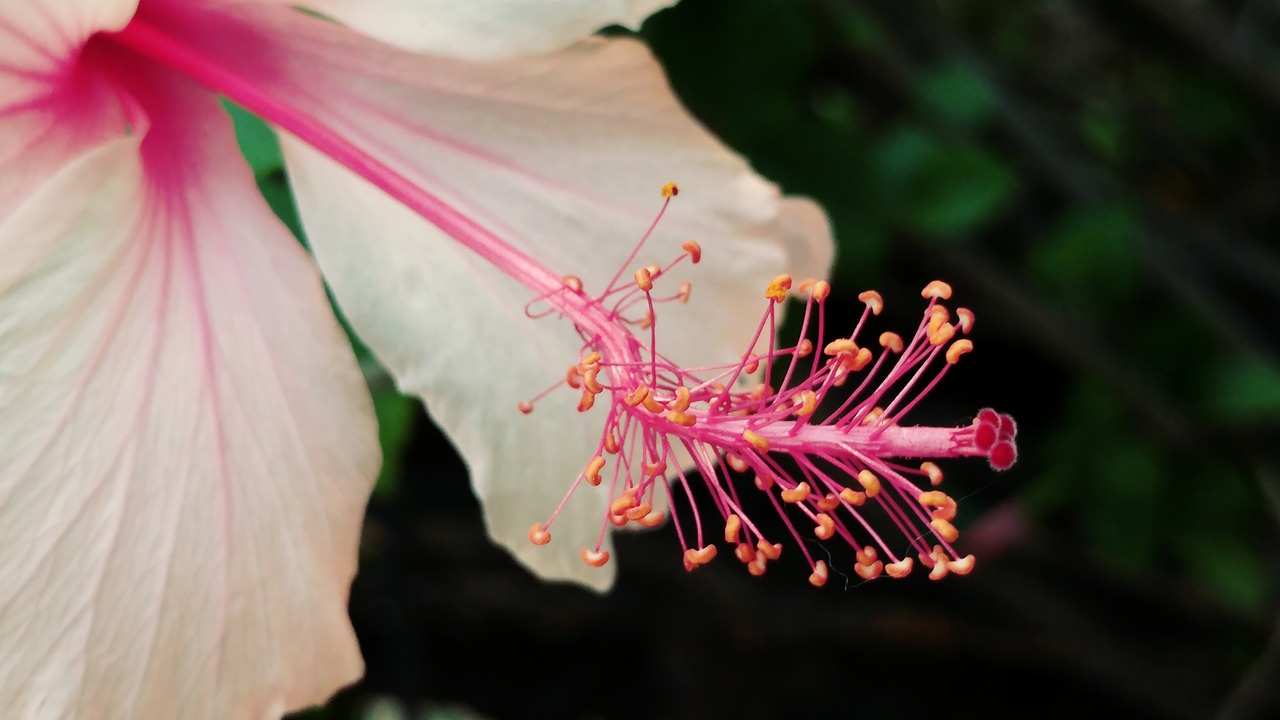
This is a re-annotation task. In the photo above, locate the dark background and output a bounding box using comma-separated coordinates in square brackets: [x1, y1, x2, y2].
[283, 1, 1280, 718]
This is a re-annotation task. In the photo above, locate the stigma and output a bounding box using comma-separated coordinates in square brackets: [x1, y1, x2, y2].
[520, 184, 1017, 585]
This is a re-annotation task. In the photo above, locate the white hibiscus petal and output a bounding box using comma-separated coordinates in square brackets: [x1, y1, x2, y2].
[0, 85, 378, 717]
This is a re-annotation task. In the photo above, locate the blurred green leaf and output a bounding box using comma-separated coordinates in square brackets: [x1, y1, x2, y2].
[1205, 354, 1280, 422]
[372, 389, 420, 499]
[224, 100, 283, 176]
[1028, 203, 1140, 310]
[916, 62, 996, 128]
[897, 145, 1016, 238]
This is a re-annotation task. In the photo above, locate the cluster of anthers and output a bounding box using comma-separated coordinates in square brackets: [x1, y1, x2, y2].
[520, 183, 1017, 586]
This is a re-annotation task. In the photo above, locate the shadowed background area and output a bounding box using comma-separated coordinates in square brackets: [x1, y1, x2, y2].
[270, 1, 1280, 718]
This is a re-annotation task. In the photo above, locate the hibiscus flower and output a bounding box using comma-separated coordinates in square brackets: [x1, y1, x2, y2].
[0, 0, 832, 716]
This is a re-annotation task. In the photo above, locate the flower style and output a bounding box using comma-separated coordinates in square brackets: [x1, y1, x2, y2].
[0, 0, 831, 717]
[518, 209, 1019, 584]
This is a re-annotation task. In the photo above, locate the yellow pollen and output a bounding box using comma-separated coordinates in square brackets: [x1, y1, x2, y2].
[946, 339, 974, 364]
[930, 517, 960, 543]
[669, 386, 692, 413]
[765, 274, 793, 303]
[854, 560, 884, 581]
[922, 280, 953, 300]
[780, 482, 811, 503]
[577, 389, 595, 412]
[795, 338, 814, 358]
[724, 514, 742, 544]
[857, 290, 884, 315]
[956, 307, 975, 333]
[791, 389, 818, 417]
[562, 275, 584, 293]
[625, 384, 650, 407]
[634, 267, 654, 292]
[816, 493, 840, 512]
[929, 322, 956, 346]
[682, 239, 702, 263]
[581, 548, 610, 567]
[517, 401, 534, 415]
[584, 456, 606, 486]
[637, 510, 666, 527]
[677, 280, 692, 303]
[948, 555, 976, 575]
[603, 431, 620, 455]
[625, 503, 653, 521]
[528, 523, 551, 546]
[838, 487, 866, 506]
[885, 558, 913, 578]
[810, 280, 832, 301]
[879, 332, 904, 354]
[665, 410, 697, 427]
[742, 429, 770, 452]
[661, 181, 679, 198]
[809, 560, 829, 587]
[921, 461, 944, 486]
[683, 545, 718, 569]
[754, 474, 774, 491]
[814, 513, 835, 540]
[757, 540, 783, 561]
[856, 470, 882, 497]
[734, 543, 756, 563]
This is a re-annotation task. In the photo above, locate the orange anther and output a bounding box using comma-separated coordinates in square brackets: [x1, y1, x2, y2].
[642, 394, 666, 414]
[930, 517, 960, 543]
[644, 462, 665, 478]
[565, 365, 583, 390]
[855, 561, 884, 581]
[860, 407, 885, 426]
[528, 523, 551, 546]
[734, 543, 756, 563]
[929, 560, 949, 581]
[754, 474, 774, 491]
[677, 280, 692, 303]
[765, 274, 793, 303]
[638, 312, 653, 330]
[581, 548, 610, 567]
[583, 456, 606, 486]
[929, 304, 950, 325]
[582, 368, 605, 394]
[743, 355, 760, 374]
[857, 290, 884, 315]
[824, 338, 858, 357]
[756, 540, 783, 561]
[661, 181, 679, 198]
[747, 557, 767, 576]
[637, 510, 666, 527]
[578, 390, 596, 412]
[956, 307, 975, 334]
[724, 514, 742, 544]
[517, 401, 534, 415]
[780, 482, 811, 503]
[608, 512, 628, 527]
[669, 386, 691, 413]
[879, 332, 904, 354]
[856, 470, 881, 497]
[665, 410, 696, 427]
[809, 560, 830, 587]
[726, 453, 750, 474]
[795, 338, 814, 358]
[929, 322, 956, 346]
[791, 389, 819, 417]
[742, 429, 770, 452]
[948, 555, 976, 575]
[625, 384, 650, 407]
[838, 487, 866, 506]
[885, 558, 914, 578]
[946, 339, 974, 364]
[603, 431, 620, 455]
[848, 347, 873, 372]
[918, 490, 949, 507]
[931, 498, 957, 522]
[922, 280, 953, 300]
[579, 351, 602, 368]
[683, 545, 718, 568]
[610, 494, 638, 515]
[855, 545, 879, 566]
[814, 513, 836, 540]
[562, 275, 584, 293]
[921, 461, 944, 486]
[810, 280, 831, 302]
[625, 503, 653, 521]
[816, 493, 840, 512]
[682, 240, 702, 263]
[634, 267, 654, 292]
